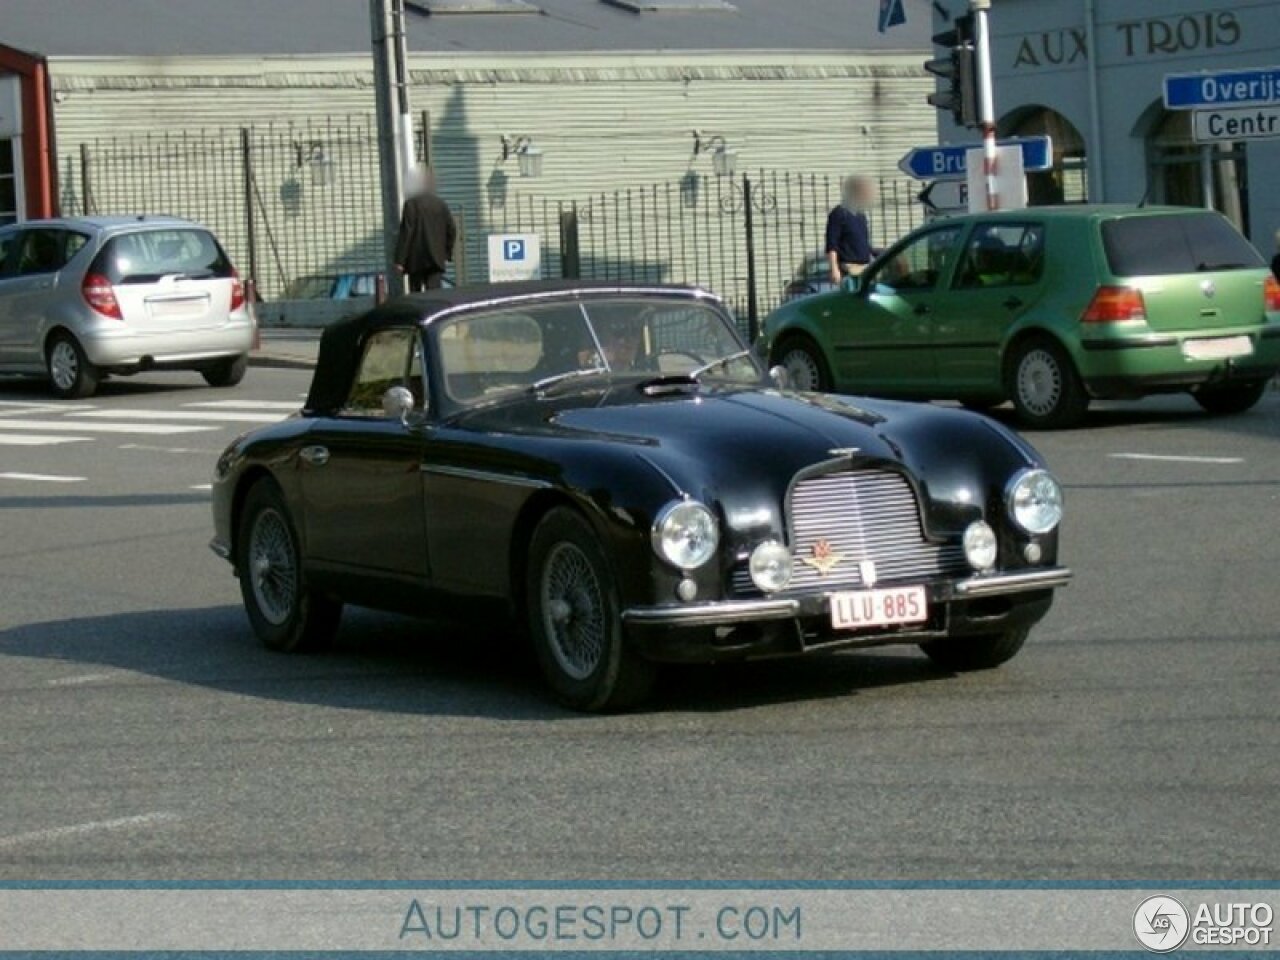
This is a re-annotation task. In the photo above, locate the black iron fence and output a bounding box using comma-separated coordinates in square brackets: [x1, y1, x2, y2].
[60, 116, 927, 329]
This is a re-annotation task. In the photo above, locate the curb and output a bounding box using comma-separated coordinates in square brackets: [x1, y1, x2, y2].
[249, 354, 316, 371]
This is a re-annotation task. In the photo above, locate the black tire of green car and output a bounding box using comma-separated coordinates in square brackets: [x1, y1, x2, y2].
[1193, 378, 1269, 416]
[46, 332, 100, 400]
[772, 334, 833, 393]
[203, 354, 249, 388]
[1005, 336, 1089, 429]
[526, 507, 656, 712]
[236, 479, 342, 653]
[920, 627, 1029, 672]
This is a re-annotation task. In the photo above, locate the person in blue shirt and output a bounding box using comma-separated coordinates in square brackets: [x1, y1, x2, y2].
[825, 176, 878, 286]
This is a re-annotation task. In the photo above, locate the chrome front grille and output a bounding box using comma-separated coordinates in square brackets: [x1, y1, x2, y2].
[732, 469, 967, 595]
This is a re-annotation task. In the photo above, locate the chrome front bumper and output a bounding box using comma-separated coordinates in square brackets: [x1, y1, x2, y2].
[622, 567, 1072, 626]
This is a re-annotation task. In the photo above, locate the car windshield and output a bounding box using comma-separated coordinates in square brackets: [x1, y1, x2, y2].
[1102, 212, 1264, 277]
[434, 296, 757, 406]
[90, 227, 234, 284]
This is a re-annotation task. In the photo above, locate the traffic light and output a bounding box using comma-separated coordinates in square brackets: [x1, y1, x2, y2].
[926, 14, 979, 128]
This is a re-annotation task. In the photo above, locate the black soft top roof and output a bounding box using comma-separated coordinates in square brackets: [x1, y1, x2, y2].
[302, 281, 717, 416]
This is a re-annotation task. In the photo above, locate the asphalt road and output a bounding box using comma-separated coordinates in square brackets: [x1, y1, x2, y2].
[0, 367, 1277, 880]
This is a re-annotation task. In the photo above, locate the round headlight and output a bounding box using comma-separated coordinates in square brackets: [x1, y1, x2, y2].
[652, 500, 719, 570]
[1007, 469, 1063, 535]
[749, 540, 793, 593]
[963, 520, 998, 572]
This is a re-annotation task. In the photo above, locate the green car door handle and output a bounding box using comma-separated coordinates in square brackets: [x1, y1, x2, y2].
[1003, 297, 1024, 310]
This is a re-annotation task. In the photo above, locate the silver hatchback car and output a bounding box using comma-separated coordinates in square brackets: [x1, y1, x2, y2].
[0, 216, 255, 398]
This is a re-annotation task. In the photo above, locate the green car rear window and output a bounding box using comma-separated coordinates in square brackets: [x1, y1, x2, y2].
[1101, 213, 1263, 277]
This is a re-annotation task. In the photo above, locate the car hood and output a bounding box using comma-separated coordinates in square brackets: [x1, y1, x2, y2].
[456, 384, 1041, 537]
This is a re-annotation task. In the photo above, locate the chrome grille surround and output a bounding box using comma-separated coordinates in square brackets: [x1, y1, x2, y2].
[732, 468, 968, 596]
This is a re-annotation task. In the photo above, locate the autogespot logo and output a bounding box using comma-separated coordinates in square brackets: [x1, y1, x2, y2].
[1134, 895, 1191, 953]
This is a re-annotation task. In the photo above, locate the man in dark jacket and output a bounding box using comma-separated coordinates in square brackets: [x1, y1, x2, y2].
[825, 175, 878, 286]
[395, 168, 456, 291]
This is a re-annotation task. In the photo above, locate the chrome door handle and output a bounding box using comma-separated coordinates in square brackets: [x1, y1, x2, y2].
[299, 445, 330, 466]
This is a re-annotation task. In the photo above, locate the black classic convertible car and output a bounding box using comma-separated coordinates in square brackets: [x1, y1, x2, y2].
[210, 281, 1070, 710]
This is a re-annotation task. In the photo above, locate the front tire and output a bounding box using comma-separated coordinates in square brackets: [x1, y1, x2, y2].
[236, 479, 341, 653]
[1005, 337, 1088, 429]
[203, 354, 248, 388]
[772, 335, 832, 392]
[1193, 378, 1268, 415]
[920, 627, 1029, 672]
[46, 333, 100, 399]
[526, 507, 655, 711]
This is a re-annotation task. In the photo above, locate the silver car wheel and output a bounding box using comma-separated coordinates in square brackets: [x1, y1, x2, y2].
[1016, 348, 1062, 418]
[540, 542, 606, 681]
[49, 341, 80, 392]
[248, 507, 298, 627]
[781, 347, 822, 392]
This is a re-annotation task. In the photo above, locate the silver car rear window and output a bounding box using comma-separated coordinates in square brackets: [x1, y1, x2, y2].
[91, 228, 233, 284]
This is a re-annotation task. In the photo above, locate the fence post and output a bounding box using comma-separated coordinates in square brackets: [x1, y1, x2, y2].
[559, 206, 580, 279]
[78, 143, 94, 216]
[419, 109, 432, 166]
[240, 128, 259, 293]
[743, 174, 760, 343]
[454, 208, 469, 286]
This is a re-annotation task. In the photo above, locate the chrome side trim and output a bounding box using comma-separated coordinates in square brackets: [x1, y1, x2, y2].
[208, 537, 232, 560]
[622, 598, 799, 626]
[953, 567, 1072, 597]
[421, 464, 550, 489]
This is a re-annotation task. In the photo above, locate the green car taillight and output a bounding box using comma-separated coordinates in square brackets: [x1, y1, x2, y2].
[1081, 285, 1146, 324]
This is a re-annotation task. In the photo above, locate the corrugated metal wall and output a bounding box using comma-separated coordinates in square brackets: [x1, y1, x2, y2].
[48, 53, 934, 302]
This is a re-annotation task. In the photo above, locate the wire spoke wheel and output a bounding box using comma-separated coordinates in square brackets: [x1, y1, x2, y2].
[248, 507, 298, 627]
[49, 341, 80, 392]
[781, 346, 823, 392]
[540, 542, 607, 681]
[1016, 348, 1062, 418]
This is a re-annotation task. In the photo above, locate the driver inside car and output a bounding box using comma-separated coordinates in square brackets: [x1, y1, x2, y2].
[584, 314, 650, 372]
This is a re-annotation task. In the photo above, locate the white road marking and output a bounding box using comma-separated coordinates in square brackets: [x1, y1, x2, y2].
[47, 672, 117, 687]
[1109, 453, 1244, 465]
[0, 433, 90, 446]
[117, 443, 222, 454]
[0, 419, 214, 435]
[0, 472, 86, 483]
[183, 400, 300, 411]
[68, 409, 283, 424]
[0, 812, 181, 849]
[0, 402, 96, 414]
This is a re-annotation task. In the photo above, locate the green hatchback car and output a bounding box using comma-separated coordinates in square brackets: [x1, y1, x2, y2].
[761, 205, 1280, 428]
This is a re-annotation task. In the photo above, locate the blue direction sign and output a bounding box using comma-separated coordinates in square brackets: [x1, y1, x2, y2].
[1165, 66, 1280, 110]
[898, 136, 1053, 181]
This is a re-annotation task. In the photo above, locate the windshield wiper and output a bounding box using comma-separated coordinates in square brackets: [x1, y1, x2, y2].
[1197, 261, 1247, 272]
[528, 366, 608, 394]
[689, 349, 753, 380]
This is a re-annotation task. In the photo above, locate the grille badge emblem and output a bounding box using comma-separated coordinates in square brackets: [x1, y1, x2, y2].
[859, 560, 878, 587]
[802, 538, 844, 576]
[1201, 279, 1216, 299]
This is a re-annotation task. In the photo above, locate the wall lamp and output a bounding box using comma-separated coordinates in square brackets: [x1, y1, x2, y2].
[293, 140, 336, 187]
[501, 135, 545, 178]
[692, 130, 737, 177]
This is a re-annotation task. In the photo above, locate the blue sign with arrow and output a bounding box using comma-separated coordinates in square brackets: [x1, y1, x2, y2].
[898, 136, 1053, 181]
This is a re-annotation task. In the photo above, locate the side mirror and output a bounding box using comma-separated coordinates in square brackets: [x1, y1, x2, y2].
[382, 385, 416, 422]
[769, 365, 791, 390]
[841, 274, 862, 295]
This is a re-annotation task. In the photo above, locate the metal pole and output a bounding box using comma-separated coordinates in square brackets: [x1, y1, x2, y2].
[370, 0, 407, 297]
[1083, 0, 1105, 202]
[78, 142, 93, 216]
[971, 0, 999, 211]
[1200, 145, 1216, 210]
[419, 109, 432, 167]
[743, 175, 760, 343]
[240, 128, 258, 292]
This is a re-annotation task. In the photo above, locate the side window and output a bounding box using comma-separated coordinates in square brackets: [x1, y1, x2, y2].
[63, 231, 90, 263]
[869, 226, 963, 294]
[0, 230, 20, 277]
[16, 229, 70, 276]
[344, 328, 416, 416]
[955, 223, 1046, 290]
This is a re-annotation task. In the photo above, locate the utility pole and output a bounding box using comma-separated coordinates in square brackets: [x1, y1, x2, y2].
[970, 0, 999, 210]
[370, 0, 414, 298]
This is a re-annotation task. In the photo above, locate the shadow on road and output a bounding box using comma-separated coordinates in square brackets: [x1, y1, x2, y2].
[0, 493, 212, 510]
[0, 605, 953, 718]
[0, 375, 213, 401]
[978, 393, 1279, 441]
